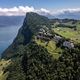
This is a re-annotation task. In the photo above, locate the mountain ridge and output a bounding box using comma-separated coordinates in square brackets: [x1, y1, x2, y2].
[2, 12, 50, 59]
[1, 12, 80, 80]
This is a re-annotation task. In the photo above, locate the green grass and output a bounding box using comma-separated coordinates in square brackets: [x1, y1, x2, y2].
[35, 39, 62, 59]
[76, 21, 80, 30]
[53, 27, 80, 43]
[0, 59, 11, 80]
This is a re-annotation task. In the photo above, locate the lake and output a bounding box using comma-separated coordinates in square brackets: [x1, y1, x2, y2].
[0, 25, 21, 55]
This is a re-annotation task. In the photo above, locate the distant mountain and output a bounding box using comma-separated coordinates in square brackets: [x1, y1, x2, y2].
[54, 11, 80, 20]
[47, 11, 80, 20]
[0, 16, 24, 27]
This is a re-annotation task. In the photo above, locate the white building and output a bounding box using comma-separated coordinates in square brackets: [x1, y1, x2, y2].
[63, 41, 74, 49]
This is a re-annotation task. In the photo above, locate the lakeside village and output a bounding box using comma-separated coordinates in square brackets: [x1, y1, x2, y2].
[35, 25, 74, 49]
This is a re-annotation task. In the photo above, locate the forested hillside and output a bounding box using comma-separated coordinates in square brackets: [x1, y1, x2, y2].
[0, 12, 80, 80]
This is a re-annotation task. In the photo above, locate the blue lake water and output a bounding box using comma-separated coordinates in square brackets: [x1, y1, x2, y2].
[0, 25, 21, 55]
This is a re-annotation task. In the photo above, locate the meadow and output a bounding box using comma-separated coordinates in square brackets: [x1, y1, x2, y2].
[53, 27, 80, 43]
[0, 59, 11, 80]
[35, 39, 62, 59]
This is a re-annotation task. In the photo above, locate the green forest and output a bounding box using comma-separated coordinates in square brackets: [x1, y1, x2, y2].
[0, 12, 80, 80]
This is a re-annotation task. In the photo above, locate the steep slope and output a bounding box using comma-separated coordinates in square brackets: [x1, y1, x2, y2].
[1, 12, 80, 80]
[2, 12, 49, 59]
[1, 12, 56, 80]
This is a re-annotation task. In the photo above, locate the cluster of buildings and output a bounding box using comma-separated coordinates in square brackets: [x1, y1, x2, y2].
[36, 26, 74, 49]
[54, 35, 74, 49]
[36, 26, 53, 41]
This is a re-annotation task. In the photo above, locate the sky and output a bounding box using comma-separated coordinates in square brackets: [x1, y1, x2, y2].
[0, 0, 80, 16]
[0, 0, 80, 9]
